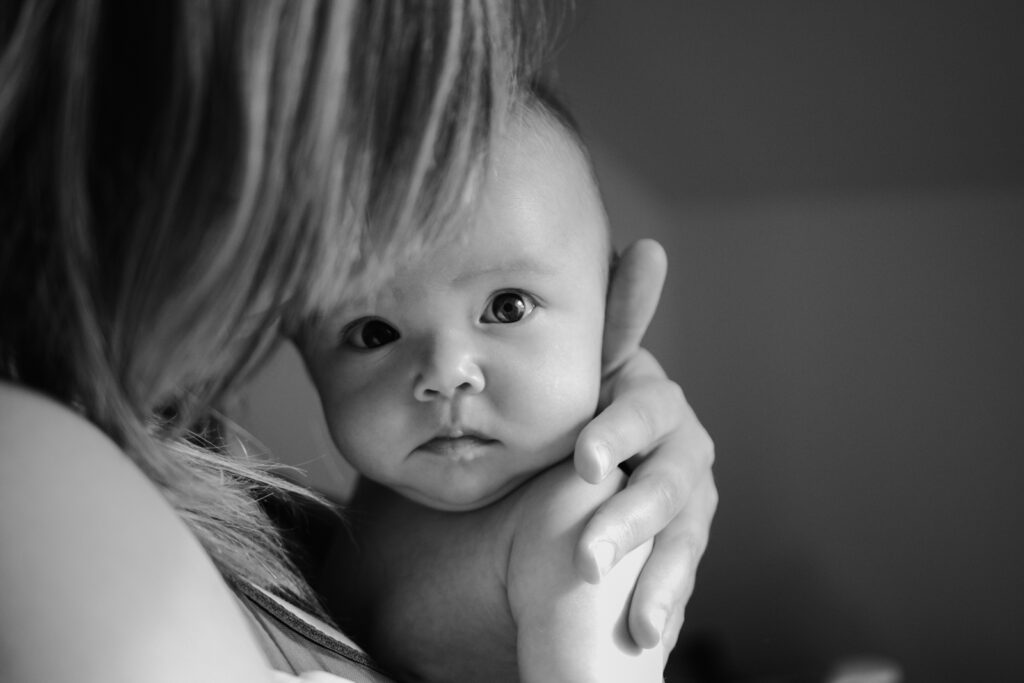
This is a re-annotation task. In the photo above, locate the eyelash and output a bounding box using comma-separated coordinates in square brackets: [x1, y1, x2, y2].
[340, 317, 401, 350]
[480, 290, 539, 324]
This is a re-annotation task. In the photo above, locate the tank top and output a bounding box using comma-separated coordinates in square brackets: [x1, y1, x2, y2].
[233, 580, 396, 682]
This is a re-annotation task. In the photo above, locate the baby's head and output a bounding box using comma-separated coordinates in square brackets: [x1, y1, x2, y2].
[299, 92, 610, 511]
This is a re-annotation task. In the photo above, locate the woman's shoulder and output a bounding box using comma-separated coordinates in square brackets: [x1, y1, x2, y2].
[0, 381, 133, 502]
[1, 381, 115, 461]
[0, 381, 272, 681]
[0, 381, 163, 510]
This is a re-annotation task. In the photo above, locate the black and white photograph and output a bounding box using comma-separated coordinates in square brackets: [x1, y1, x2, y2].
[2, 2, 1020, 682]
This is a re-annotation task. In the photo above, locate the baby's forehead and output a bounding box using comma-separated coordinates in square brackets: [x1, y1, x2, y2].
[508, 104, 592, 182]
[395, 158, 609, 292]
[493, 106, 610, 254]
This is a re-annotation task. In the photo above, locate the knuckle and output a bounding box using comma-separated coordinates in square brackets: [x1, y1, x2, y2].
[706, 479, 720, 512]
[604, 516, 642, 556]
[663, 379, 685, 407]
[627, 396, 658, 445]
[649, 472, 683, 515]
[621, 516, 646, 548]
[698, 429, 716, 467]
[676, 529, 709, 567]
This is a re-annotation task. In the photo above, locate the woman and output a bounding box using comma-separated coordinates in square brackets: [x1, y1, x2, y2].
[0, 1, 717, 681]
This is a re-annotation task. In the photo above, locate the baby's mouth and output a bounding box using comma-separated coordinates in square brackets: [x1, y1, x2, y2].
[417, 431, 499, 460]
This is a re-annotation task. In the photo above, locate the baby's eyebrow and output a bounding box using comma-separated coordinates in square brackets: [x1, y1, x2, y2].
[451, 259, 558, 285]
[310, 294, 380, 330]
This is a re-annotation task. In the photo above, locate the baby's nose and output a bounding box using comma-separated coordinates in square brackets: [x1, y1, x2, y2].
[412, 335, 485, 401]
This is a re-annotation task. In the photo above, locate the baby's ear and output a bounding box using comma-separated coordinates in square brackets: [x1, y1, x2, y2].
[602, 239, 667, 376]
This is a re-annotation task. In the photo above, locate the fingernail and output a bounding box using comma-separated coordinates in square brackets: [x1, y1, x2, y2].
[590, 540, 617, 578]
[593, 443, 611, 479]
[648, 607, 668, 643]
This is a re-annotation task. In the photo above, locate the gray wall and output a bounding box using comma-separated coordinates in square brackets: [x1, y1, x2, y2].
[556, 2, 1023, 681]
[236, 2, 1023, 681]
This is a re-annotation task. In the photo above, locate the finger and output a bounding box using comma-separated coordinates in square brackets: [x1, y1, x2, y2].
[574, 370, 686, 483]
[620, 381, 714, 476]
[574, 418, 715, 582]
[598, 344, 670, 410]
[627, 472, 718, 650]
[602, 239, 667, 373]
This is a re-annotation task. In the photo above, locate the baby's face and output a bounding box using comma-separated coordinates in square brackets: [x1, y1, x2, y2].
[301, 113, 608, 510]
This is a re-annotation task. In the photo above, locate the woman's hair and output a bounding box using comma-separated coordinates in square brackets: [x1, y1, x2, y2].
[0, 0, 555, 606]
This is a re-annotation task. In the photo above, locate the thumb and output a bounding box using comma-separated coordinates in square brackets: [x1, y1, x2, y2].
[603, 239, 667, 375]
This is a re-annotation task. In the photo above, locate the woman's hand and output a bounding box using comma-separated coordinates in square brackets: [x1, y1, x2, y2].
[572, 239, 718, 653]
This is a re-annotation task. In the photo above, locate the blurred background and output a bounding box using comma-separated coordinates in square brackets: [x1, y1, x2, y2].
[235, 1, 1024, 681]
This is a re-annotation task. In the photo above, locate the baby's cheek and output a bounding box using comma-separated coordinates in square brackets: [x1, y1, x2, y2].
[516, 352, 601, 453]
[324, 389, 383, 457]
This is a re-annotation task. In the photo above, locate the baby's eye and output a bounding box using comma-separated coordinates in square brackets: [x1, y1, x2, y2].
[341, 317, 400, 349]
[481, 291, 537, 324]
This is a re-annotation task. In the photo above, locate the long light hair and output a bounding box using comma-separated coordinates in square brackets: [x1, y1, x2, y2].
[0, 0, 551, 607]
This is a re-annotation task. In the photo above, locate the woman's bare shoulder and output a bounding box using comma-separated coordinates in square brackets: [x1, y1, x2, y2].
[0, 382, 271, 682]
[0, 381, 167, 513]
[1, 381, 118, 462]
[0, 382, 138, 508]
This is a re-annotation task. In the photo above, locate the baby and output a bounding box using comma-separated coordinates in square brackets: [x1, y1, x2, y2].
[298, 92, 664, 683]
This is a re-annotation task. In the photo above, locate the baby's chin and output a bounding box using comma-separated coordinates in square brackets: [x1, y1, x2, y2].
[391, 457, 577, 512]
[394, 477, 522, 512]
